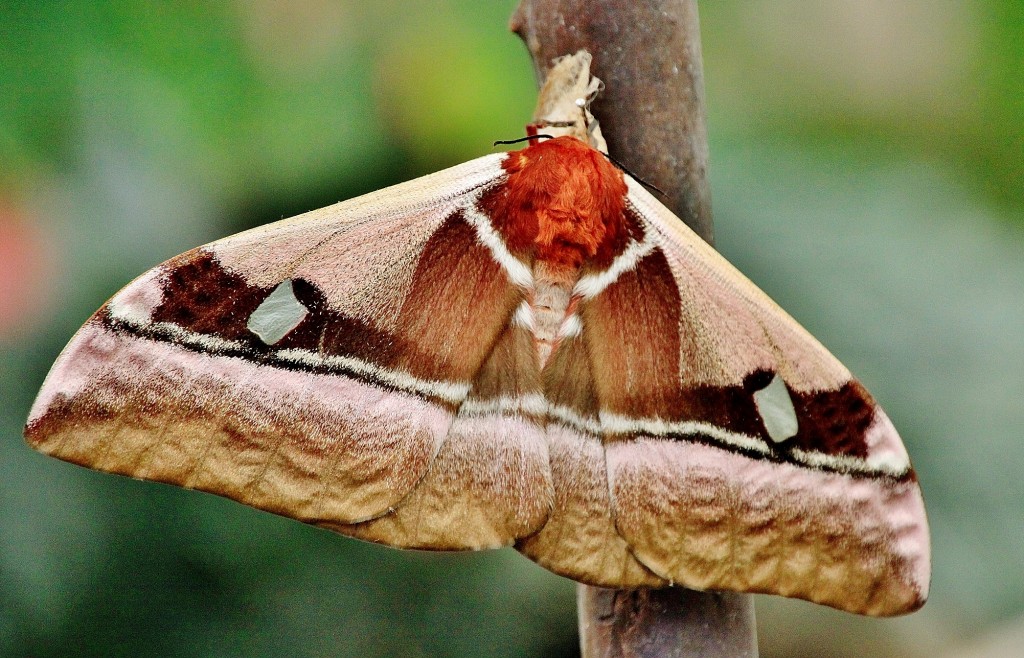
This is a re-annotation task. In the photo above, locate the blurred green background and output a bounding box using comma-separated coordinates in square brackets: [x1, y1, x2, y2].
[2, 1, 1022, 656]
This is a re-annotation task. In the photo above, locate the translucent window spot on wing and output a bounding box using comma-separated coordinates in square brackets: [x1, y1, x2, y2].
[753, 374, 799, 443]
[247, 279, 309, 345]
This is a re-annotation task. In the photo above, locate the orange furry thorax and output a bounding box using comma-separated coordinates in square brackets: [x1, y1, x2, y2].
[483, 136, 629, 277]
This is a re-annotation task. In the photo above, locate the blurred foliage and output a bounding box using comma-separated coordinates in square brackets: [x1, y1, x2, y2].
[1, 1, 1022, 657]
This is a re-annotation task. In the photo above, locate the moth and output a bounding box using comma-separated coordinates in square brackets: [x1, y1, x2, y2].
[25, 53, 929, 616]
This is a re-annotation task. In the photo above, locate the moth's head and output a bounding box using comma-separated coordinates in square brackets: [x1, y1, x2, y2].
[529, 50, 608, 152]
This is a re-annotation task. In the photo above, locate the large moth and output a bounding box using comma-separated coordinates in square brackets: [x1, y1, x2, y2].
[25, 53, 929, 616]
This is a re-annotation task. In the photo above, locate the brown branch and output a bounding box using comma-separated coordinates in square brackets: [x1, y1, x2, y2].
[577, 588, 757, 658]
[510, 1, 758, 656]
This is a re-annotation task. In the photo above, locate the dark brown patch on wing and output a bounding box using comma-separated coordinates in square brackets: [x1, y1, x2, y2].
[151, 249, 268, 343]
[125, 249, 414, 373]
[787, 379, 874, 458]
[673, 373, 873, 459]
[281, 278, 404, 363]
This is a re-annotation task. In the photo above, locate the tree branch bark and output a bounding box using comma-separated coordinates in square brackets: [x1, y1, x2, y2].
[510, 2, 758, 656]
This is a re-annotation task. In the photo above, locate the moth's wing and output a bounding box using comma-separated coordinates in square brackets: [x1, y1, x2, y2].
[26, 153, 552, 550]
[526, 179, 929, 616]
